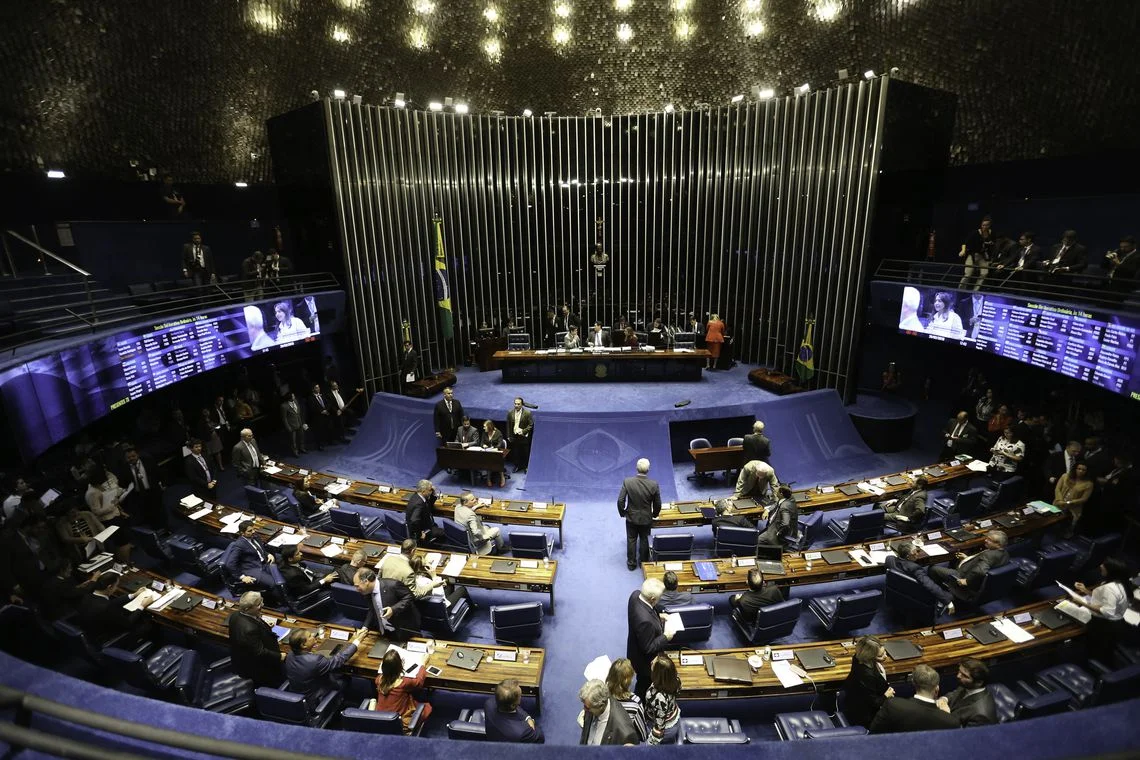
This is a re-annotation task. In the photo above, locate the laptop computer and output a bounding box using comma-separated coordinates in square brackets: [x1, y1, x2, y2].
[839, 484, 863, 497]
[352, 485, 377, 496]
[885, 475, 910, 487]
[506, 502, 530, 512]
[302, 535, 330, 548]
[367, 639, 391, 659]
[755, 545, 785, 575]
[944, 528, 975, 543]
[966, 622, 1008, 645]
[277, 466, 299, 476]
[311, 475, 335, 487]
[169, 593, 201, 612]
[1035, 608, 1073, 630]
[447, 647, 484, 671]
[314, 639, 344, 657]
[253, 526, 279, 543]
[676, 503, 701, 514]
[994, 514, 1022, 529]
[693, 561, 719, 582]
[711, 656, 753, 684]
[821, 550, 852, 566]
[796, 648, 836, 671]
[364, 546, 383, 559]
[444, 441, 463, 449]
[883, 640, 923, 661]
[732, 498, 757, 510]
[490, 560, 517, 574]
[923, 466, 947, 478]
[793, 492, 812, 504]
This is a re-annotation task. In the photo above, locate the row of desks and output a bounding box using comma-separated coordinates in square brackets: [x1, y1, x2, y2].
[644, 502, 1069, 594]
[492, 348, 712, 382]
[175, 498, 559, 610]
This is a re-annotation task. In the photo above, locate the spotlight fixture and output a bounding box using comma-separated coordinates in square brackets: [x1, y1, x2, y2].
[890, 66, 899, 75]
[552, 25, 571, 44]
[730, 94, 744, 104]
[352, 94, 362, 105]
[483, 5, 499, 21]
[45, 169, 66, 179]
[837, 68, 849, 80]
[393, 92, 406, 108]
[332, 89, 346, 100]
[616, 23, 633, 41]
[796, 83, 811, 95]
[757, 88, 775, 100]
[522, 108, 533, 117]
[663, 103, 674, 113]
[332, 26, 351, 42]
[310, 89, 320, 101]
[455, 102, 469, 114]
[864, 69, 876, 79]
[443, 97, 454, 109]
[554, 2, 571, 17]
[428, 101, 443, 111]
[615, 0, 632, 9]
[234, 182, 249, 188]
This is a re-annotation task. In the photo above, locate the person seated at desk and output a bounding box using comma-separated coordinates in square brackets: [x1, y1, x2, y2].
[377, 538, 417, 592]
[73, 571, 154, 642]
[1068, 557, 1130, 655]
[284, 626, 367, 704]
[733, 459, 779, 503]
[291, 477, 326, 517]
[279, 544, 337, 598]
[623, 326, 639, 349]
[729, 568, 783, 622]
[881, 476, 928, 528]
[405, 480, 445, 545]
[940, 658, 997, 727]
[481, 421, 507, 488]
[926, 530, 1009, 615]
[484, 678, 544, 743]
[757, 485, 797, 546]
[227, 591, 286, 686]
[409, 555, 471, 607]
[224, 521, 282, 598]
[648, 318, 667, 348]
[371, 649, 433, 735]
[336, 550, 369, 586]
[455, 416, 481, 447]
[455, 491, 503, 555]
[870, 664, 960, 734]
[587, 321, 610, 348]
[841, 636, 894, 728]
[657, 571, 692, 608]
[563, 326, 582, 348]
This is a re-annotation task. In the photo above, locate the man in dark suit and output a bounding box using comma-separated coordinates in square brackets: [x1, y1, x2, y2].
[400, 341, 420, 388]
[1043, 230, 1087, 275]
[306, 384, 333, 451]
[626, 579, 675, 699]
[433, 387, 465, 444]
[117, 446, 165, 529]
[578, 679, 641, 745]
[756, 485, 797, 546]
[941, 411, 978, 459]
[354, 567, 421, 641]
[556, 304, 579, 335]
[882, 476, 928, 528]
[993, 231, 1041, 287]
[456, 416, 481, 446]
[1045, 440, 1083, 490]
[280, 392, 307, 456]
[227, 591, 286, 686]
[869, 665, 959, 734]
[742, 420, 772, 463]
[183, 439, 217, 500]
[940, 658, 997, 726]
[224, 522, 282, 592]
[957, 291, 989, 340]
[181, 231, 216, 287]
[926, 530, 1009, 614]
[586, 321, 610, 348]
[1105, 235, 1140, 294]
[730, 568, 783, 622]
[405, 479, 444, 545]
[284, 626, 367, 705]
[658, 571, 693, 608]
[484, 679, 545, 743]
[506, 397, 534, 473]
[617, 458, 662, 570]
[279, 545, 337, 599]
[231, 428, 265, 486]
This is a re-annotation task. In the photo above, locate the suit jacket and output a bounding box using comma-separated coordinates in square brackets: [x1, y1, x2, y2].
[483, 696, 545, 743]
[181, 243, 215, 274]
[285, 642, 359, 703]
[280, 400, 305, 431]
[292, 490, 321, 517]
[742, 433, 771, 463]
[758, 498, 797, 545]
[227, 611, 284, 686]
[506, 408, 533, 438]
[842, 660, 889, 728]
[363, 578, 421, 639]
[886, 488, 927, 522]
[580, 697, 641, 746]
[999, 243, 1041, 269]
[586, 328, 610, 348]
[376, 552, 416, 592]
[945, 686, 998, 726]
[404, 493, 438, 542]
[116, 455, 161, 508]
[434, 398, 465, 439]
[658, 589, 694, 608]
[231, 440, 262, 480]
[943, 419, 978, 455]
[957, 294, 990, 339]
[870, 696, 959, 733]
[563, 333, 583, 348]
[626, 591, 669, 681]
[884, 554, 924, 578]
[400, 349, 419, 376]
[733, 583, 783, 623]
[456, 425, 481, 445]
[224, 536, 275, 577]
[306, 393, 330, 426]
[1046, 242, 1087, 273]
[954, 548, 1010, 600]
[183, 454, 214, 491]
[1111, 250, 1140, 282]
[280, 563, 323, 599]
[617, 475, 662, 526]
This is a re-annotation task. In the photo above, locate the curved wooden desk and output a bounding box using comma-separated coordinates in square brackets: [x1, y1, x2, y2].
[492, 348, 711, 382]
[263, 462, 567, 546]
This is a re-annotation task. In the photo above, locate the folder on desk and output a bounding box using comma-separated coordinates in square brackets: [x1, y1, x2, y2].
[923, 466, 947, 478]
[253, 526, 279, 543]
[447, 647, 484, 671]
[302, 535, 330, 548]
[676, 503, 701, 514]
[838, 484, 863, 497]
[693, 561, 720, 581]
[966, 622, 1008, 645]
[314, 639, 344, 657]
[944, 528, 975, 543]
[367, 639, 391, 659]
[169, 593, 201, 612]
[311, 475, 335, 487]
[506, 502, 530, 512]
[277, 466, 298, 476]
[1034, 608, 1073, 630]
[821, 550, 852, 566]
[793, 492, 812, 504]
[883, 640, 923, 661]
[353, 485, 377, 496]
[710, 656, 753, 684]
[699, 507, 718, 520]
[885, 475, 910, 487]
[732, 498, 757, 510]
[490, 560, 518, 574]
[796, 648, 836, 671]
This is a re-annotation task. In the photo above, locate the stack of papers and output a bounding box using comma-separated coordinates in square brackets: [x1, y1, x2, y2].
[268, 533, 306, 547]
[187, 506, 213, 521]
[423, 552, 443, 571]
[263, 465, 282, 475]
[1056, 600, 1092, 624]
[992, 618, 1034, 643]
[1030, 500, 1062, 514]
[441, 554, 468, 577]
[325, 482, 350, 495]
[123, 588, 162, 611]
[771, 660, 804, 688]
[150, 587, 186, 612]
[320, 544, 343, 558]
[920, 543, 949, 557]
[79, 553, 115, 573]
[663, 613, 685, 637]
[966, 460, 990, 472]
[179, 495, 203, 509]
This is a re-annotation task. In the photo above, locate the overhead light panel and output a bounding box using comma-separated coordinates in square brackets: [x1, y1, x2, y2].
[332, 89, 346, 100]
[393, 92, 406, 108]
[234, 182, 249, 188]
[757, 88, 775, 100]
[428, 101, 443, 111]
[455, 102, 469, 114]
[730, 94, 744, 104]
[864, 69, 876, 79]
[46, 169, 66, 179]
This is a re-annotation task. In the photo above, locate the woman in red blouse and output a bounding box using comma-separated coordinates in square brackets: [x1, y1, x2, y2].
[371, 650, 432, 734]
[704, 314, 725, 369]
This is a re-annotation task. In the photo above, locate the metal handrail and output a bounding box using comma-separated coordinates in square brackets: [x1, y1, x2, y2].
[5, 229, 93, 277]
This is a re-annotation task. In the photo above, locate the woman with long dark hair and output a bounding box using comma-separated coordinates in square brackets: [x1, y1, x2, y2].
[371, 649, 432, 734]
[926, 291, 964, 339]
[841, 635, 894, 728]
[644, 655, 682, 744]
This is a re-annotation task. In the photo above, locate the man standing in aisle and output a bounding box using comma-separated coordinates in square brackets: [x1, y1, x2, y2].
[280, 391, 307, 456]
[617, 458, 662, 571]
[181, 231, 216, 287]
[434, 387, 465, 445]
[506, 397, 533, 473]
[742, 420, 771, 463]
[231, 428, 267, 486]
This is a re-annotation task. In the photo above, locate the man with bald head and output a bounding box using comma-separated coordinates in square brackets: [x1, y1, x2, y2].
[231, 428, 266, 485]
[898, 287, 924, 332]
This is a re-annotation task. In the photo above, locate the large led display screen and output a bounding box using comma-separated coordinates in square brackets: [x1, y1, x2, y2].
[894, 285, 1139, 400]
[0, 295, 322, 459]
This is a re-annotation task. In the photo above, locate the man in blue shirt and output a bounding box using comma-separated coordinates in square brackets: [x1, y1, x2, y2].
[483, 679, 544, 743]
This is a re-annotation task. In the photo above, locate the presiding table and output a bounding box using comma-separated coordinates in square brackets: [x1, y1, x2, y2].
[493, 348, 711, 382]
[435, 446, 510, 485]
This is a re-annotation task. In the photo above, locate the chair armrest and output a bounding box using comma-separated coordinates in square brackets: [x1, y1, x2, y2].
[313, 688, 340, 716]
[1017, 679, 1043, 699]
[406, 702, 428, 734]
[685, 733, 750, 744]
[1089, 659, 1112, 677]
[359, 697, 373, 709]
[130, 640, 156, 657]
[208, 655, 232, 672]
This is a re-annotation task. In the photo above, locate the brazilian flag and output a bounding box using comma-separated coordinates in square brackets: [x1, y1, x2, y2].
[794, 318, 815, 382]
[432, 217, 453, 340]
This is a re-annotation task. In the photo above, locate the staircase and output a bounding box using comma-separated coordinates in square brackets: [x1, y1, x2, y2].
[0, 270, 140, 348]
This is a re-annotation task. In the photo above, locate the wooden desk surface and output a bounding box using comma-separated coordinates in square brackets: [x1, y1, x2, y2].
[175, 499, 558, 609]
[656, 460, 976, 526]
[674, 596, 1081, 700]
[493, 349, 711, 361]
[263, 461, 565, 536]
[644, 502, 1068, 593]
[128, 568, 546, 704]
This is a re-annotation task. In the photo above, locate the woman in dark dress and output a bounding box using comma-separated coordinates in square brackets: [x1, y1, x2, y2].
[841, 636, 894, 728]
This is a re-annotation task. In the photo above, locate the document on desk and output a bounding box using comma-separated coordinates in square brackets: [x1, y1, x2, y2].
[387, 645, 426, 677]
[263, 465, 282, 475]
[441, 554, 467, 577]
[268, 532, 305, 547]
[325, 482, 350, 495]
[150, 588, 185, 612]
[848, 550, 875, 567]
[663, 613, 685, 638]
[1055, 599, 1092, 624]
[320, 543, 343, 558]
[219, 511, 249, 525]
[124, 588, 161, 611]
[179, 494, 203, 509]
[992, 618, 1034, 643]
[966, 459, 990, 472]
[187, 506, 213, 521]
[920, 543, 949, 557]
[771, 660, 805, 688]
[423, 552, 443, 571]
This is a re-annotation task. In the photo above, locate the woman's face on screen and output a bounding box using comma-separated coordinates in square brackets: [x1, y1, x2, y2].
[934, 296, 946, 312]
[275, 307, 285, 323]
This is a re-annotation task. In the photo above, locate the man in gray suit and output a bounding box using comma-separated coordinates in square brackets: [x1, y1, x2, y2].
[926, 530, 1009, 614]
[578, 679, 641, 746]
[586, 321, 610, 348]
[280, 391, 307, 456]
[231, 428, 266, 485]
[617, 458, 662, 570]
[882, 476, 928, 528]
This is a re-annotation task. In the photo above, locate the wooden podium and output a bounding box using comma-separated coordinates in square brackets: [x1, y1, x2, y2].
[405, 371, 457, 398]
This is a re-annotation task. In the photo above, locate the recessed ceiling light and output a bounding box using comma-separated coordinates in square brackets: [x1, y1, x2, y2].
[234, 182, 249, 188]
[331, 26, 350, 42]
[332, 89, 346, 99]
[483, 5, 499, 21]
[46, 169, 66, 179]
[523, 108, 533, 117]
[552, 25, 571, 44]
[616, 23, 633, 41]
[554, 2, 571, 17]
[429, 101, 443, 111]
[455, 102, 469, 114]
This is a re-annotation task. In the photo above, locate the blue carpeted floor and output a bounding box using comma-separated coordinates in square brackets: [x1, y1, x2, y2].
[148, 367, 1062, 744]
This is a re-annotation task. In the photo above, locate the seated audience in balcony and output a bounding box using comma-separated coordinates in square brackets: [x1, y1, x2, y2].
[264, 249, 293, 280]
[842, 635, 894, 728]
[938, 658, 997, 727]
[372, 649, 433, 734]
[869, 664, 959, 734]
[988, 427, 1025, 477]
[484, 678, 544, 743]
[1043, 229, 1087, 275]
[925, 291, 964, 339]
[1105, 235, 1139, 294]
[993, 231, 1041, 286]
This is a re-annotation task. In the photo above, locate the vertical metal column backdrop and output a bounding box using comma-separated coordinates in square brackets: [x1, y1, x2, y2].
[325, 77, 888, 397]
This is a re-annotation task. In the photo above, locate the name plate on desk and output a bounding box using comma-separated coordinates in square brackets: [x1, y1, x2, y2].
[663, 562, 684, 571]
[926, 531, 942, 540]
[201, 599, 218, 610]
[771, 650, 794, 661]
[1022, 507, 1036, 515]
[151, 581, 166, 592]
[329, 629, 350, 641]
[869, 543, 886, 552]
[943, 628, 963, 640]
[493, 650, 517, 662]
[1013, 612, 1033, 625]
[680, 654, 704, 666]
[804, 552, 822, 561]
[978, 520, 993, 528]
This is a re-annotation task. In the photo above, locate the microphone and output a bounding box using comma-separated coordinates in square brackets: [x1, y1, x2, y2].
[521, 399, 539, 410]
[674, 399, 691, 408]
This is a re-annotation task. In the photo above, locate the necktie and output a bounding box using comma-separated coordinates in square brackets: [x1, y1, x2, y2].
[246, 441, 258, 463]
[133, 461, 147, 490]
[196, 246, 203, 267]
[316, 395, 324, 408]
[1055, 245, 1067, 264]
[446, 400, 452, 414]
[953, 424, 964, 438]
[375, 586, 393, 632]
[196, 455, 210, 480]
[249, 538, 265, 563]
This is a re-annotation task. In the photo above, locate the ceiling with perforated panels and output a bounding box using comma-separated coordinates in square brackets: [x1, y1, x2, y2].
[2, 0, 1137, 184]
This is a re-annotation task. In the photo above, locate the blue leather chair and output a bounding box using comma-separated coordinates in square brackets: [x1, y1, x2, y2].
[884, 568, 940, 625]
[329, 582, 370, 622]
[808, 589, 882, 634]
[661, 604, 714, 645]
[1051, 532, 1122, 572]
[1034, 661, 1140, 708]
[650, 533, 694, 561]
[245, 486, 297, 522]
[687, 438, 712, 481]
[774, 711, 859, 740]
[511, 531, 554, 559]
[826, 509, 886, 545]
[218, 541, 263, 596]
[174, 651, 254, 714]
[1010, 545, 1078, 589]
[1013, 688, 1073, 719]
[785, 511, 825, 552]
[383, 513, 409, 542]
[674, 717, 750, 744]
[447, 707, 489, 740]
[167, 534, 225, 583]
[254, 686, 341, 728]
[989, 683, 1019, 723]
[490, 602, 544, 642]
[731, 598, 802, 644]
[342, 698, 427, 735]
[980, 475, 1024, 511]
[714, 526, 760, 557]
[131, 526, 173, 561]
[726, 437, 744, 447]
[52, 620, 139, 666]
[418, 594, 471, 636]
[103, 644, 190, 694]
[963, 561, 1020, 607]
[278, 561, 334, 616]
[930, 487, 985, 525]
[442, 519, 472, 553]
[329, 508, 385, 540]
